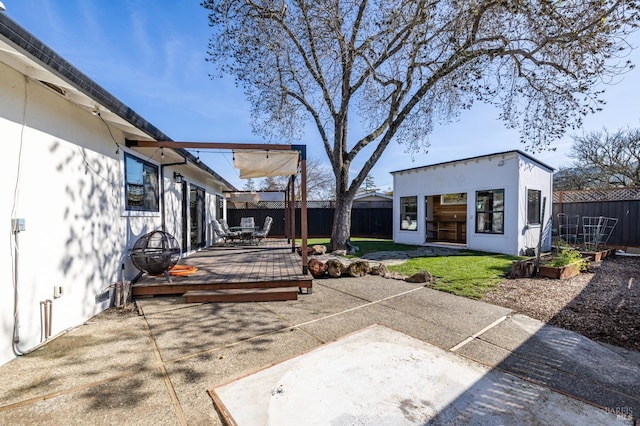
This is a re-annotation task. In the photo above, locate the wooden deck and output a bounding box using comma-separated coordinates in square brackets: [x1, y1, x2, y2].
[131, 239, 312, 301]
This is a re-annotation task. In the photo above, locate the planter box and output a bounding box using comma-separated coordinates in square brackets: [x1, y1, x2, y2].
[538, 262, 581, 280]
[579, 248, 616, 262]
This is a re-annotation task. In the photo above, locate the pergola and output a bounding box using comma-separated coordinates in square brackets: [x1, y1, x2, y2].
[125, 140, 310, 275]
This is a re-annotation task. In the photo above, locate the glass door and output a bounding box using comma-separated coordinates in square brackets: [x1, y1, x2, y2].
[190, 184, 206, 249]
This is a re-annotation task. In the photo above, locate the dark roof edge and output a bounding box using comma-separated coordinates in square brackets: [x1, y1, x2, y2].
[390, 149, 555, 175]
[0, 14, 236, 191]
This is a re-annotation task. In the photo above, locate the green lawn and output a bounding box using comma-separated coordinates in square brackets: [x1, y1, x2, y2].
[388, 251, 521, 299]
[299, 238, 521, 299]
[299, 237, 417, 256]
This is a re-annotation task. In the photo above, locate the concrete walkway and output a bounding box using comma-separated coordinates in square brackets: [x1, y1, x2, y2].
[0, 276, 638, 425]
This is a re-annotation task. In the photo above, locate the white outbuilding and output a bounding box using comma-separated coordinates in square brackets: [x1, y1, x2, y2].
[392, 150, 554, 256]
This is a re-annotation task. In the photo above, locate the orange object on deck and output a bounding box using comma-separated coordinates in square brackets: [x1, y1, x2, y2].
[168, 265, 198, 276]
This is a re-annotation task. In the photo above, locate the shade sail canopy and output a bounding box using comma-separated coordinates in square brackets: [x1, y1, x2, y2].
[227, 192, 260, 203]
[233, 150, 299, 179]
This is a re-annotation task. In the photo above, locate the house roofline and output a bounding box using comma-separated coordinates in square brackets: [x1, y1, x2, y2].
[390, 150, 555, 175]
[354, 192, 393, 200]
[0, 14, 237, 191]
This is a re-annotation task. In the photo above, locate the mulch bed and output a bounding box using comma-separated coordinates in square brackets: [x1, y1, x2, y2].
[483, 256, 640, 352]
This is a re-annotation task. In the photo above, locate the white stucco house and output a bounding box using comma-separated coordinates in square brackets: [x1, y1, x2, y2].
[0, 15, 235, 366]
[392, 150, 554, 256]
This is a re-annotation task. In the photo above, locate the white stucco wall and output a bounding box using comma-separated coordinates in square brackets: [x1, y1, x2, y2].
[516, 156, 554, 253]
[392, 152, 553, 255]
[0, 62, 227, 366]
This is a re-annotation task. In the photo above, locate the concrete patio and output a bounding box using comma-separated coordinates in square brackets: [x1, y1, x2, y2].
[0, 275, 638, 425]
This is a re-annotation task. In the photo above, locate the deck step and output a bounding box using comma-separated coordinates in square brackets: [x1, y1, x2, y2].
[183, 287, 299, 303]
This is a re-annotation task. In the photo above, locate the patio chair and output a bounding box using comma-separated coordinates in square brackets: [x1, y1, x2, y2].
[240, 217, 255, 229]
[221, 218, 242, 241]
[252, 216, 273, 243]
[212, 219, 238, 244]
[219, 218, 235, 234]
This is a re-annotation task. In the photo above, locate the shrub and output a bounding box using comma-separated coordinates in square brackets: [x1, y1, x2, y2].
[548, 247, 588, 271]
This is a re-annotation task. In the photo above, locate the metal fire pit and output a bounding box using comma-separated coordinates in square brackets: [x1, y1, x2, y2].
[130, 230, 181, 282]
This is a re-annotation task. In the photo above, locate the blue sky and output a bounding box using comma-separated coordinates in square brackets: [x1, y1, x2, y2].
[4, 0, 640, 192]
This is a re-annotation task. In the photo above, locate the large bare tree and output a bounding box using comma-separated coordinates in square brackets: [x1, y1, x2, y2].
[260, 156, 335, 200]
[557, 128, 640, 189]
[203, 0, 639, 250]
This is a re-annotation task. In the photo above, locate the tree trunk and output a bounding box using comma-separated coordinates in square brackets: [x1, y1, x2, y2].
[330, 193, 355, 251]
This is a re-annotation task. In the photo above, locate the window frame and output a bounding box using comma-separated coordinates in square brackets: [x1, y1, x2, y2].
[475, 189, 505, 234]
[527, 189, 542, 226]
[123, 152, 160, 216]
[399, 196, 418, 231]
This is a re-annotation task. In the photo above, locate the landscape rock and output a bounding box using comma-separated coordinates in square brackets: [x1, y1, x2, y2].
[405, 270, 433, 283]
[297, 247, 315, 257]
[311, 245, 327, 255]
[369, 263, 389, 276]
[332, 250, 347, 256]
[346, 260, 370, 277]
[326, 259, 347, 278]
[308, 258, 327, 278]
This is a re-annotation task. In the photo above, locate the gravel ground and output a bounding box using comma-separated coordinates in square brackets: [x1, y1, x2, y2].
[483, 256, 640, 352]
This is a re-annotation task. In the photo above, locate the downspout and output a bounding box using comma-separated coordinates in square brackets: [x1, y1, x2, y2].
[12, 222, 36, 356]
[12, 225, 25, 355]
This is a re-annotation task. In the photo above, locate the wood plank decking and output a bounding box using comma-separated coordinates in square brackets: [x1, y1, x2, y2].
[131, 239, 312, 302]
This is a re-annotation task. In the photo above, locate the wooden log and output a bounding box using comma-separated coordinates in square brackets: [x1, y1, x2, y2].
[326, 259, 347, 278]
[346, 260, 371, 277]
[509, 259, 535, 279]
[369, 263, 389, 276]
[308, 258, 328, 278]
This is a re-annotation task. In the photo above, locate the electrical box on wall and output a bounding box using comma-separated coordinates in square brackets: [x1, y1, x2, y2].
[12, 218, 25, 233]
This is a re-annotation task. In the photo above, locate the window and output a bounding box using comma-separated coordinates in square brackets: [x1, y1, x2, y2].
[527, 189, 541, 225]
[475, 189, 504, 234]
[400, 196, 418, 231]
[124, 153, 159, 212]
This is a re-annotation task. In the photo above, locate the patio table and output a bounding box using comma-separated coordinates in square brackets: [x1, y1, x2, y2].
[230, 226, 257, 244]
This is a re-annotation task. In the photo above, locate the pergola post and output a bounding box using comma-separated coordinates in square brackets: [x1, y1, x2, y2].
[284, 183, 290, 243]
[289, 174, 296, 254]
[300, 156, 308, 275]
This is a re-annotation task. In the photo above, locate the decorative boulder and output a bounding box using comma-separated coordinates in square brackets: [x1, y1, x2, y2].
[405, 270, 433, 283]
[326, 259, 347, 278]
[346, 260, 371, 277]
[308, 258, 327, 278]
[297, 247, 315, 257]
[332, 250, 347, 256]
[369, 263, 389, 277]
[312, 245, 327, 255]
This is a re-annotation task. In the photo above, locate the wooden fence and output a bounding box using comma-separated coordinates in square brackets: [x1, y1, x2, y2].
[227, 201, 393, 238]
[552, 188, 640, 247]
[226, 190, 640, 246]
